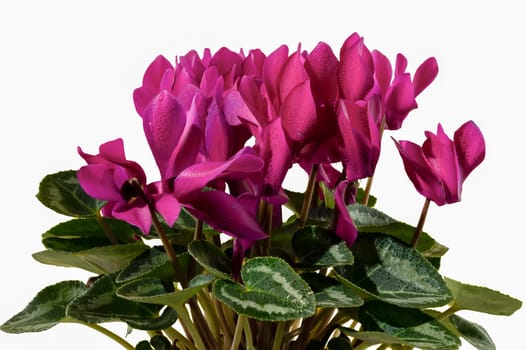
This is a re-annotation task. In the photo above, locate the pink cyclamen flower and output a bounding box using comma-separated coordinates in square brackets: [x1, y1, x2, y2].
[77, 138, 175, 234]
[393, 121, 485, 205]
[372, 51, 439, 130]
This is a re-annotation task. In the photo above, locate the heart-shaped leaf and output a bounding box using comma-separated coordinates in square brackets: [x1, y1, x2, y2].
[36, 170, 105, 217]
[0, 281, 87, 333]
[33, 243, 149, 274]
[448, 314, 495, 350]
[348, 204, 447, 257]
[292, 226, 354, 267]
[335, 234, 451, 308]
[301, 273, 363, 308]
[188, 240, 232, 279]
[445, 277, 522, 316]
[42, 218, 139, 251]
[117, 274, 215, 308]
[66, 274, 169, 329]
[117, 247, 176, 283]
[359, 300, 461, 349]
[212, 257, 316, 321]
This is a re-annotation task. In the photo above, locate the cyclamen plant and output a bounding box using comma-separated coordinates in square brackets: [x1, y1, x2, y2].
[1, 33, 521, 350]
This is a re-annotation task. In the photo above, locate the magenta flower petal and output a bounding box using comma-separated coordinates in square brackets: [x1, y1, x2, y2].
[395, 53, 408, 76]
[187, 190, 268, 241]
[263, 45, 289, 105]
[111, 201, 152, 235]
[454, 120, 485, 180]
[334, 181, 358, 247]
[413, 57, 439, 96]
[279, 51, 309, 103]
[372, 50, 393, 96]
[423, 124, 461, 202]
[259, 118, 293, 192]
[280, 80, 318, 147]
[133, 55, 174, 116]
[142, 91, 186, 180]
[305, 41, 338, 103]
[338, 37, 374, 102]
[153, 193, 181, 227]
[77, 164, 122, 201]
[173, 149, 264, 200]
[393, 138, 446, 205]
[384, 74, 417, 130]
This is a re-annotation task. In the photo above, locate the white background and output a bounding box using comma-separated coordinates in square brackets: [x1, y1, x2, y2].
[1, 1, 524, 349]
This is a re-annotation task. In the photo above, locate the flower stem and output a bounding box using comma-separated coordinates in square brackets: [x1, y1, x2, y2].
[78, 321, 134, 350]
[272, 321, 286, 350]
[164, 327, 197, 350]
[174, 304, 208, 350]
[230, 315, 246, 350]
[411, 198, 431, 248]
[299, 164, 319, 228]
[95, 213, 119, 245]
[243, 316, 255, 350]
[362, 175, 374, 206]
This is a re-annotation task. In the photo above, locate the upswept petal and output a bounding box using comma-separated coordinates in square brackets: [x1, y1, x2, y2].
[338, 37, 374, 102]
[186, 190, 268, 241]
[393, 138, 446, 205]
[77, 164, 122, 201]
[279, 51, 309, 102]
[133, 55, 174, 116]
[305, 41, 338, 103]
[384, 73, 417, 130]
[260, 118, 293, 193]
[238, 75, 270, 126]
[242, 49, 266, 77]
[165, 93, 206, 180]
[205, 97, 232, 161]
[372, 50, 392, 96]
[179, 50, 205, 83]
[334, 180, 358, 247]
[413, 57, 439, 96]
[280, 80, 318, 147]
[173, 148, 264, 200]
[422, 124, 461, 202]
[453, 120, 485, 180]
[394, 53, 408, 76]
[142, 91, 186, 180]
[337, 100, 380, 181]
[263, 45, 289, 106]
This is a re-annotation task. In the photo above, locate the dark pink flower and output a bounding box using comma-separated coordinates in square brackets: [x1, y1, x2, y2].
[77, 138, 180, 234]
[337, 95, 383, 181]
[393, 121, 485, 205]
[372, 52, 439, 130]
[334, 180, 359, 246]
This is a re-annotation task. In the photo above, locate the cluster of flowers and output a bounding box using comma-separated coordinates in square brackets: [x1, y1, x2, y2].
[78, 32, 485, 277]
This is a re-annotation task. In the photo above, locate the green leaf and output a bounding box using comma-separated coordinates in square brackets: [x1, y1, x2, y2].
[212, 257, 316, 321]
[125, 307, 178, 331]
[33, 243, 149, 274]
[448, 314, 496, 350]
[0, 281, 87, 333]
[188, 240, 232, 279]
[150, 334, 172, 350]
[301, 273, 363, 308]
[359, 300, 461, 349]
[283, 189, 304, 217]
[42, 218, 139, 251]
[292, 226, 354, 267]
[339, 328, 413, 346]
[117, 247, 176, 283]
[135, 340, 153, 350]
[445, 277, 522, 315]
[335, 234, 452, 308]
[117, 275, 215, 308]
[66, 274, 166, 328]
[348, 204, 448, 257]
[36, 170, 105, 217]
[356, 187, 377, 207]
